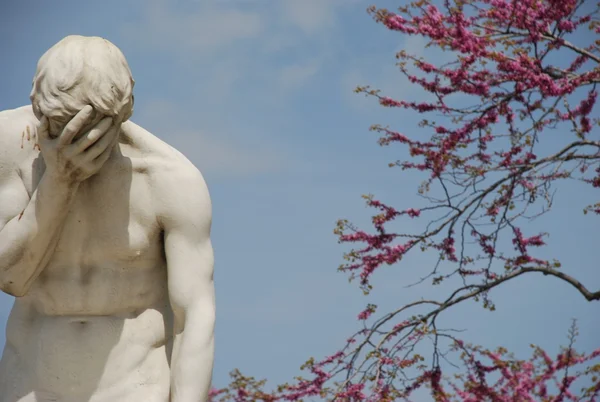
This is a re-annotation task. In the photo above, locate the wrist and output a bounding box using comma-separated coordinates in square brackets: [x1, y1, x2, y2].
[43, 171, 80, 192]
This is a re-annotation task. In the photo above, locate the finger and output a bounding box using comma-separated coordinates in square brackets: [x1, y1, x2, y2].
[58, 105, 94, 146]
[37, 116, 49, 141]
[113, 115, 125, 127]
[89, 126, 120, 171]
[73, 117, 113, 152]
[91, 134, 117, 169]
[83, 123, 119, 160]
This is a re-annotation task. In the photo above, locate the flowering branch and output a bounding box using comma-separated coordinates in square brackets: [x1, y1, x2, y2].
[210, 0, 600, 399]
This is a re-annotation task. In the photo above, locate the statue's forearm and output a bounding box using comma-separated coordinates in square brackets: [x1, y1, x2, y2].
[0, 173, 79, 296]
[170, 310, 215, 402]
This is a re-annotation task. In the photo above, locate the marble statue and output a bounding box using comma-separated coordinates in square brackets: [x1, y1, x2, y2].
[0, 35, 215, 402]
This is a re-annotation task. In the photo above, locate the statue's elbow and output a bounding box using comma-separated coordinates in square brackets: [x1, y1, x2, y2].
[0, 277, 28, 297]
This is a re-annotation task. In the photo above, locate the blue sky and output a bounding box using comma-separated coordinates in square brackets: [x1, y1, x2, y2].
[0, 0, 598, 394]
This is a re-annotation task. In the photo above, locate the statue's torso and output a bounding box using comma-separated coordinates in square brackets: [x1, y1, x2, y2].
[0, 107, 177, 402]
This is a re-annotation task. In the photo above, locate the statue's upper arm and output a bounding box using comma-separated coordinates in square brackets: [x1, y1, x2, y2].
[155, 161, 213, 313]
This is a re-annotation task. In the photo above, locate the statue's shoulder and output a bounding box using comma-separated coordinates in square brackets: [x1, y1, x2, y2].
[123, 120, 211, 213]
[0, 105, 39, 166]
[124, 120, 204, 179]
[0, 105, 38, 134]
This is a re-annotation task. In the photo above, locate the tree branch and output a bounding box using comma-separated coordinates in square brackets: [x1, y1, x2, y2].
[520, 266, 600, 301]
[543, 32, 600, 64]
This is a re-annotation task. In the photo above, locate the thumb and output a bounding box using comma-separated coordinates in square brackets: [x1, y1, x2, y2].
[37, 116, 49, 141]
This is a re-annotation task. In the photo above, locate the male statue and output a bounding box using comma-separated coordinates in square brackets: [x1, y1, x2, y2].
[0, 35, 215, 401]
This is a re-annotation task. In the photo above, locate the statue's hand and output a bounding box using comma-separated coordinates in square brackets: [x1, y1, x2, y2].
[38, 105, 121, 184]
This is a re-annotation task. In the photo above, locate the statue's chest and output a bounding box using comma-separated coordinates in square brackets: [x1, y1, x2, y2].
[57, 174, 159, 266]
[25, 168, 165, 314]
[21, 155, 162, 270]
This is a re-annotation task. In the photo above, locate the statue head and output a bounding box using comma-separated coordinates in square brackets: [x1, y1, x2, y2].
[30, 35, 135, 134]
